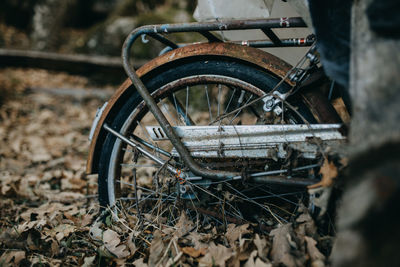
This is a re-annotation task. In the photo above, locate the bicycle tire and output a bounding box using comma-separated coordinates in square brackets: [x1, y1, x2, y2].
[98, 58, 328, 223]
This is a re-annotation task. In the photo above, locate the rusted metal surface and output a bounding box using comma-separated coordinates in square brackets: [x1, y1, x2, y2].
[251, 176, 318, 186]
[155, 74, 265, 99]
[86, 79, 132, 174]
[132, 17, 306, 34]
[146, 124, 345, 159]
[301, 89, 342, 124]
[231, 37, 312, 48]
[86, 42, 295, 174]
[140, 42, 295, 83]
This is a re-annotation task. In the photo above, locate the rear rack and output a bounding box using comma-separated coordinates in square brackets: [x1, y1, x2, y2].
[128, 17, 313, 53]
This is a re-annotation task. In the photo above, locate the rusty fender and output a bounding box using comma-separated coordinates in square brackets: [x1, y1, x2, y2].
[86, 42, 295, 174]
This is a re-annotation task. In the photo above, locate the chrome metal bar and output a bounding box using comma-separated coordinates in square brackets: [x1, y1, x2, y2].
[146, 124, 344, 159]
[103, 123, 178, 175]
[237, 37, 312, 47]
[131, 134, 172, 158]
[232, 163, 320, 180]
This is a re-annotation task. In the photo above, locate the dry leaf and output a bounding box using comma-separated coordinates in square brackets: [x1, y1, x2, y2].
[181, 246, 206, 258]
[46, 191, 84, 203]
[308, 157, 338, 189]
[235, 239, 254, 262]
[61, 176, 86, 190]
[243, 250, 272, 267]
[0, 250, 25, 266]
[243, 250, 258, 267]
[199, 242, 234, 267]
[187, 231, 209, 250]
[173, 212, 194, 238]
[270, 224, 305, 267]
[29, 254, 62, 266]
[127, 231, 137, 255]
[255, 258, 272, 267]
[53, 224, 76, 241]
[18, 219, 47, 233]
[82, 255, 96, 267]
[295, 213, 317, 238]
[148, 230, 165, 266]
[133, 257, 148, 267]
[103, 229, 130, 259]
[253, 234, 269, 260]
[226, 223, 251, 247]
[49, 239, 60, 257]
[304, 236, 325, 267]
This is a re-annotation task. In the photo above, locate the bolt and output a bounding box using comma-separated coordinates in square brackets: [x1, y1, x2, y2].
[265, 99, 274, 108]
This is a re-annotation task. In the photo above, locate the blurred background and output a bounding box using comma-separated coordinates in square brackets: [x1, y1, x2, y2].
[0, 0, 309, 71]
[0, 0, 310, 103]
[0, 0, 196, 56]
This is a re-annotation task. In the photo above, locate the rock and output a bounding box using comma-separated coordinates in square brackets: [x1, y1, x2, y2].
[31, 0, 76, 50]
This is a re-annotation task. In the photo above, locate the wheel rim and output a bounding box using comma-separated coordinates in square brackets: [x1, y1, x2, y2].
[106, 74, 317, 226]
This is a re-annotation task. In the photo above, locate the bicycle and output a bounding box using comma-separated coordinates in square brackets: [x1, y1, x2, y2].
[86, 16, 346, 226]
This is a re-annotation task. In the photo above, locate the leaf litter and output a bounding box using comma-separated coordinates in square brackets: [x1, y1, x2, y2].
[0, 68, 334, 266]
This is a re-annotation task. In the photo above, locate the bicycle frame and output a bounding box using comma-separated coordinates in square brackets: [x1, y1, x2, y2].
[87, 16, 329, 184]
[121, 17, 313, 180]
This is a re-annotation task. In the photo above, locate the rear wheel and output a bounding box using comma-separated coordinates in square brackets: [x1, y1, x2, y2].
[98, 59, 333, 226]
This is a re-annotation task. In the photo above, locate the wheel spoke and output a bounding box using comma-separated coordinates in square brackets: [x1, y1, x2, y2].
[224, 87, 237, 114]
[217, 84, 222, 118]
[223, 182, 288, 223]
[168, 93, 194, 126]
[229, 95, 253, 125]
[171, 93, 181, 125]
[186, 86, 189, 123]
[205, 85, 213, 123]
[160, 98, 179, 125]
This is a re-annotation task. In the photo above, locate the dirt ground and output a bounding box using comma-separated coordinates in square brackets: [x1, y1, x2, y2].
[0, 68, 333, 266]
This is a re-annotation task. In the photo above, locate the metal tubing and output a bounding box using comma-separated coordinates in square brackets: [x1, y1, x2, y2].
[128, 17, 306, 36]
[234, 38, 312, 48]
[103, 123, 178, 175]
[198, 31, 222, 42]
[131, 134, 172, 158]
[261, 28, 282, 46]
[231, 163, 320, 180]
[147, 33, 179, 49]
[121, 17, 306, 180]
[251, 176, 317, 187]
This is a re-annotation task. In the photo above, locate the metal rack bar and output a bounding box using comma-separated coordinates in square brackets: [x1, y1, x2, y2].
[198, 31, 222, 42]
[233, 37, 312, 48]
[261, 28, 282, 46]
[147, 33, 179, 49]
